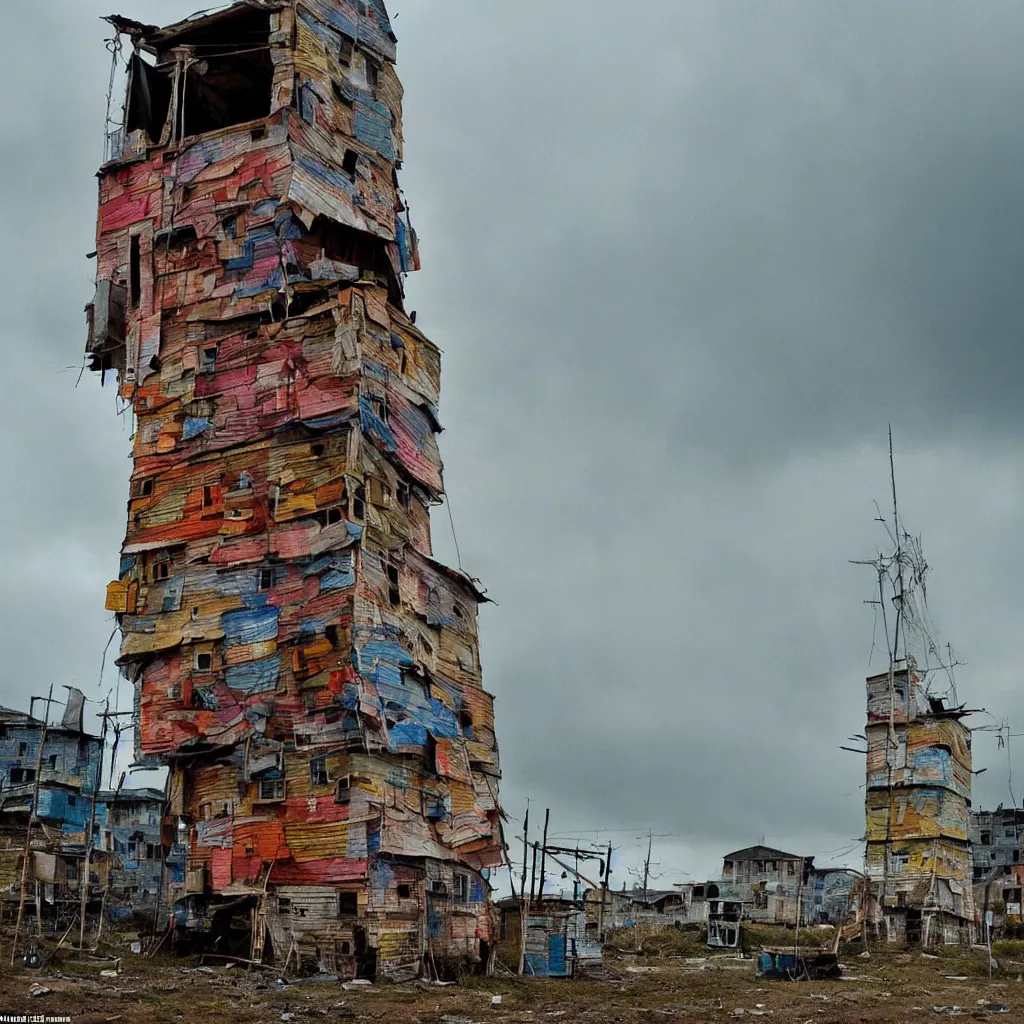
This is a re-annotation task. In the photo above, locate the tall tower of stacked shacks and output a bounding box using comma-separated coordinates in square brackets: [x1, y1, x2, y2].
[861, 500, 974, 945]
[864, 665, 974, 944]
[86, 0, 502, 978]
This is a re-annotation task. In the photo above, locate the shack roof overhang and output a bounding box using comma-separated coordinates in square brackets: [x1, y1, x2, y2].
[106, 3, 286, 54]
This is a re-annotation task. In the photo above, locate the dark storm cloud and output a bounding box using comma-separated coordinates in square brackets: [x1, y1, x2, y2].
[3, 0, 1024, 882]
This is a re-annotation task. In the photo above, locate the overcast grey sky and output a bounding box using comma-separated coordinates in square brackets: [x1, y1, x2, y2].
[3, 0, 1024, 889]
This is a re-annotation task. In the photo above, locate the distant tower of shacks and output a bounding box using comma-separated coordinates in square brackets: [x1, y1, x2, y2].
[86, 1, 502, 978]
[864, 663, 974, 945]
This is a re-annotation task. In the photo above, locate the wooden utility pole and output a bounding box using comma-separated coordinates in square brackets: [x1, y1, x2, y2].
[529, 841, 539, 907]
[11, 685, 53, 967]
[79, 702, 109, 949]
[520, 804, 529, 902]
[537, 809, 550, 905]
[518, 803, 529, 975]
[642, 830, 652, 898]
[599, 842, 612, 941]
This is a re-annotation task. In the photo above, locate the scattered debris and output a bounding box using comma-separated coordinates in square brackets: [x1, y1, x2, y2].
[27, 983, 51, 998]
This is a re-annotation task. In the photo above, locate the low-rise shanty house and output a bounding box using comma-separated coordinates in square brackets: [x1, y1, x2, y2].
[102, 787, 166, 914]
[707, 896, 743, 948]
[0, 700, 107, 927]
[718, 845, 814, 926]
[970, 808, 1024, 934]
[585, 884, 717, 935]
[807, 868, 863, 926]
[496, 893, 603, 978]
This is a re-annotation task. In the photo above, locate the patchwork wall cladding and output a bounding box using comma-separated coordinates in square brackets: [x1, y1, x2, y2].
[88, 0, 503, 979]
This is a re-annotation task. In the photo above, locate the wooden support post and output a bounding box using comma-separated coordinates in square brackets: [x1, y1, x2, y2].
[518, 804, 529, 975]
[79, 702, 109, 949]
[11, 685, 53, 967]
[599, 843, 611, 942]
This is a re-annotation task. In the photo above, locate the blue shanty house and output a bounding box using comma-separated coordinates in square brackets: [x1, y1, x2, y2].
[0, 702, 106, 911]
[102, 786, 166, 911]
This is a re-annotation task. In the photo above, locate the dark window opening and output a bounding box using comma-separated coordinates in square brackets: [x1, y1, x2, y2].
[18, 742, 27, 757]
[48, 755, 57, 770]
[310, 757, 328, 787]
[339, 37, 354, 68]
[258, 778, 285, 802]
[125, 52, 173, 143]
[325, 625, 340, 648]
[387, 562, 400, 606]
[202, 485, 215, 508]
[10, 768, 35, 785]
[153, 560, 170, 581]
[342, 149, 359, 180]
[982, 832, 992, 846]
[250, 125, 267, 141]
[167, 10, 274, 138]
[397, 884, 411, 899]
[195, 652, 213, 673]
[369, 396, 388, 424]
[453, 873, 469, 903]
[129, 235, 142, 309]
[133, 476, 155, 497]
[311, 442, 326, 457]
[351, 485, 366, 521]
[199, 346, 218, 374]
[396, 481, 410, 509]
[257, 567, 275, 591]
[315, 506, 344, 528]
[339, 891, 358, 916]
[459, 711, 476, 741]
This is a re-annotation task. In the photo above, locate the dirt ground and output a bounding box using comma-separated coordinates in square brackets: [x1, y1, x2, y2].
[0, 943, 1020, 1023]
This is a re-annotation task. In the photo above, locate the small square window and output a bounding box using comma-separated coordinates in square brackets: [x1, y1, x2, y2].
[397, 884, 411, 899]
[257, 779, 285, 802]
[18, 742, 27, 757]
[453, 874, 468, 902]
[257, 567, 275, 591]
[396, 482, 410, 509]
[339, 891, 358, 916]
[335, 775, 351, 804]
[310, 757, 328, 787]
[195, 651, 213, 673]
[311, 442, 326, 457]
[350, 485, 365, 521]
[199, 346, 218, 374]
